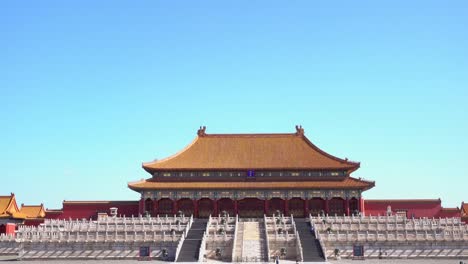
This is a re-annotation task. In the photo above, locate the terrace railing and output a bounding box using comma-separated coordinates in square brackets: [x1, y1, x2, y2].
[231, 215, 239, 262]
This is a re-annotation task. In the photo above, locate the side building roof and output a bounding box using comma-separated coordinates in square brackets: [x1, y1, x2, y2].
[0, 193, 26, 219]
[19, 204, 46, 219]
[142, 126, 360, 172]
[462, 202, 468, 217]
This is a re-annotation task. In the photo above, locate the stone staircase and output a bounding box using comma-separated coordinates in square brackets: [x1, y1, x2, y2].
[176, 219, 208, 262]
[236, 221, 267, 262]
[294, 218, 325, 262]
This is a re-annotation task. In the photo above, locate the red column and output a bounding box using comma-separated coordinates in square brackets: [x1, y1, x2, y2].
[345, 198, 350, 216]
[193, 199, 198, 218]
[304, 199, 309, 217]
[213, 199, 218, 216]
[359, 197, 365, 215]
[138, 197, 145, 215]
[264, 200, 269, 215]
[234, 200, 238, 216]
[172, 199, 177, 215]
[153, 200, 159, 217]
[324, 198, 330, 215]
[284, 199, 289, 216]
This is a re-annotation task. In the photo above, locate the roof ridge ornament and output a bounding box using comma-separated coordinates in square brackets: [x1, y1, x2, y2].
[197, 126, 207, 137]
[295, 125, 304, 136]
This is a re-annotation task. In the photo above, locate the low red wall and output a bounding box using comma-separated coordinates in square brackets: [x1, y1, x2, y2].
[364, 199, 442, 218]
[59, 201, 139, 220]
[24, 219, 45, 226]
[463, 216, 468, 224]
[45, 210, 64, 220]
[436, 209, 461, 218]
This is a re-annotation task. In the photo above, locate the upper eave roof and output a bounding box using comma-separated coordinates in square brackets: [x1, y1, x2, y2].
[142, 127, 359, 172]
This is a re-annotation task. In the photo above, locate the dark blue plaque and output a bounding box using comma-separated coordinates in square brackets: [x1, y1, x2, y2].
[353, 245, 364, 257]
[139, 246, 150, 257]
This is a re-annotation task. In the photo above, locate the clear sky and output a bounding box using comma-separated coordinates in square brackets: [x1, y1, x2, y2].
[1, 1, 467, 209]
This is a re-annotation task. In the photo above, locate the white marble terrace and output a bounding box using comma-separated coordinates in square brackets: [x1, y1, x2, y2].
[310, 214, 468, 259]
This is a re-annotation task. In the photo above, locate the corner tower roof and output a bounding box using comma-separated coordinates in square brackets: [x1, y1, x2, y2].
[142, 126, 360, 172]
[0, 193, 26, 219]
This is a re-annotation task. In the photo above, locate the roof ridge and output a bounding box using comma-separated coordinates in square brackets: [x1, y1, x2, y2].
[197, 125, 304, 137]
[203, 133, 298, 137]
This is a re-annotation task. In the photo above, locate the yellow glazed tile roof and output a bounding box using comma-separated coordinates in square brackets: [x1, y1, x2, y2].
[128, 177, 374, 191]
[20, 204, 46, 219]
[0, 193, 26, 219]
[143, 128, 359, 172]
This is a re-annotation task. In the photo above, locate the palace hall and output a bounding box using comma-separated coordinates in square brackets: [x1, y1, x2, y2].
[2, 127, 466, 261]
[128, 126, 374, 218]
[1, 126, 464, 234]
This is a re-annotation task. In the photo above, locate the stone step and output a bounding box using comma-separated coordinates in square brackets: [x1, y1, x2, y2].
[294, 219, 325, 262]
[175, 219, 208, 262]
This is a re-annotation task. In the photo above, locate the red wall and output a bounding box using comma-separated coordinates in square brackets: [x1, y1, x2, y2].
[435, 209, 461, 218]
[45, 211, 64, 220]
[1, 223, 18, 234]
[24, 219, 45, 226]
[59, 201, 139, 220]
[364, 200, 443, 218]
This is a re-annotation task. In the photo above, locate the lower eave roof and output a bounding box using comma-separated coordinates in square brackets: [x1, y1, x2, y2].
[0, 212, 27, 219]
[128, 177, 374, 191]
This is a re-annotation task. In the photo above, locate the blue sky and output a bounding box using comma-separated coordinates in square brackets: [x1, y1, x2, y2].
[1, 1, 467, 209]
